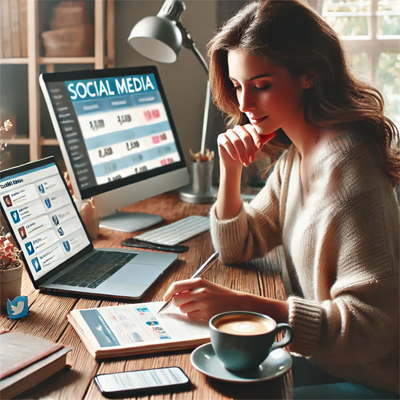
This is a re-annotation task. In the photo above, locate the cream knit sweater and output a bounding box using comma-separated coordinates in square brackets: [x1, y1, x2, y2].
[210, 131, 399, 394]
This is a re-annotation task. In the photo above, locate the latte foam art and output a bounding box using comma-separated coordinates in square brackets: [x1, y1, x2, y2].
[214, 314, 274, 335]
[231, 321, 261, 333]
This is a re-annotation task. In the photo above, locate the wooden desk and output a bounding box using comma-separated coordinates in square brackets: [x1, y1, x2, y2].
[0, 193, 292, 400]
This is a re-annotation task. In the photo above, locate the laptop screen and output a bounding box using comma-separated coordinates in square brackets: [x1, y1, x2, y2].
[0, 160, 90, 281]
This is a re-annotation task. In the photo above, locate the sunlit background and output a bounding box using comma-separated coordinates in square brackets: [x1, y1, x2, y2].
[322, 0, 400, 129]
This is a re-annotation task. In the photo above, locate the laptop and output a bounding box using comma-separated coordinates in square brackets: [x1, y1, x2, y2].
[0, 156, 178, 300]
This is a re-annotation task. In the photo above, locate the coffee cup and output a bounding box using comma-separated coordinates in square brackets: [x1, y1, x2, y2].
[209, 311, 294, 372]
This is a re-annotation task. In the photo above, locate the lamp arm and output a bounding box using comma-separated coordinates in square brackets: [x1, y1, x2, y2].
[176, 20, 210, 155]
[201, 81, 211, 155]
[176, 21, 208, 75]
[191, 43, 209, 75]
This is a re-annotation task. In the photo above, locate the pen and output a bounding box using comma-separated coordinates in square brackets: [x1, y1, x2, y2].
[157, 251, 219, 314]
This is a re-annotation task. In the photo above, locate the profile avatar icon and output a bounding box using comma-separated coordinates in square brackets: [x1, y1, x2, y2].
[3, 195, 12, 207]
[18, 226, 27, 240]
[31, 257, 41, 272]
[25, 241, 34, 256]
[10, 210, 20, 224]
[62, 240, 71, 252]
[57, 227, 64, 236]
[52, 215, 59, 226]
[37, 184, 45, 194]
[44, 197, 52, 208]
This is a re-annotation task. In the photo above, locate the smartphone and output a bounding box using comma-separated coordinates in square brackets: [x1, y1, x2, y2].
[94, 367, 191, 398]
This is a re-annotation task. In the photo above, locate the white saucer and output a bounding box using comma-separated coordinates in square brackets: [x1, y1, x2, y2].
[190, 342, 292, 383]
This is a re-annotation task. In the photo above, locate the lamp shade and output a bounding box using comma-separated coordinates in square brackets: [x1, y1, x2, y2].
[128, 15, 183, 64]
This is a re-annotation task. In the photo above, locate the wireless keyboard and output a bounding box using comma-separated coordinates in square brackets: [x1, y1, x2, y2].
[135, 215, 210, 246]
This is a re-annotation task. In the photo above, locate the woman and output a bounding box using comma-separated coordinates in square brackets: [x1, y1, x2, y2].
[163, 0, 399, 398]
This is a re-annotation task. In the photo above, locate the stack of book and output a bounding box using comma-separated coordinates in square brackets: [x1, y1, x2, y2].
[41, 1, 94, 57]
[0, 331, 72, 399]
[0, 0, 27, 58]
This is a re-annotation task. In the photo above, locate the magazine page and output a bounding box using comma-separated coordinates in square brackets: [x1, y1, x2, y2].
[68, 302, 210, 358]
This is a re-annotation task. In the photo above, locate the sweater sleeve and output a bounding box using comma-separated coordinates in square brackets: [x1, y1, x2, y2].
[209, 149, 292, 264]
[288, 275, 399, 364]
[287, 135, 400, 367]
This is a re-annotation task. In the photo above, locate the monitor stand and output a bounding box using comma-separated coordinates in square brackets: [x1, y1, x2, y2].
[100, 210, 163, 233]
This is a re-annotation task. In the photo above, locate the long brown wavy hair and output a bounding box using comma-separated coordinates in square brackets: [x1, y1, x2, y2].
[207, 0, 400, 185]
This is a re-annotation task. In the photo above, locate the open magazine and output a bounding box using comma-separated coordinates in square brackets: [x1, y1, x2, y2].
[67, 302, 210, 359]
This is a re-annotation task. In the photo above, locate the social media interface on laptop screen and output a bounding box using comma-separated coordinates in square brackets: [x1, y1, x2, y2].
[0, 163, 90, 280]
[46, 72, 182, 193]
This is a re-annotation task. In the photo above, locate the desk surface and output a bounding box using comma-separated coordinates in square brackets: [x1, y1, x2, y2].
[0, 193, 292, 400]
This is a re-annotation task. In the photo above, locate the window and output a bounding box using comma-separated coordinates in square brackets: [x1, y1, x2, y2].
[322, 0, 400, 127]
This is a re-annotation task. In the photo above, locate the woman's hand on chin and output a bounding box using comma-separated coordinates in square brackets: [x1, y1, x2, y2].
[217, 124, 276, 168]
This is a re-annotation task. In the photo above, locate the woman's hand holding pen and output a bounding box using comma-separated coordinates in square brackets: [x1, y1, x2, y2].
[217, 124, 276, 168]
[162, 278, 247, 320]
[162, 277, 289, 322]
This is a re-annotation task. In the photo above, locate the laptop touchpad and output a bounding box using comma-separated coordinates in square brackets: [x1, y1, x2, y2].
[107, 263, 165, 283]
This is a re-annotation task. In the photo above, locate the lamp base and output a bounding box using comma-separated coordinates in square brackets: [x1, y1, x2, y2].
[179, 185, 218, 204]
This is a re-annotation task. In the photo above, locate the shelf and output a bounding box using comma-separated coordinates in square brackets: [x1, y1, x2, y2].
[0, 58, 29, 65]
[39, 57, 96, 64]
[6, 138, 31, 145]
[9, 138, 59, 146]
[39, 56, 114, 66]
[41, 138, 59, 146]
[0, 57, 113, 66]
[1, 0, 114, 165]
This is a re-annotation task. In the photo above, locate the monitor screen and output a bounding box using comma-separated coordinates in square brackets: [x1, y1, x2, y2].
[40, 66, 189, 232]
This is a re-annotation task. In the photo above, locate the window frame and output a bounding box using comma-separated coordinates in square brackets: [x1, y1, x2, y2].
[321, 0, 400, 124]
[336, 0, 400, 82]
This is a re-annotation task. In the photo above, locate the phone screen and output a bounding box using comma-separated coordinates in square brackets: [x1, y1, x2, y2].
[95, 367, 190, 396]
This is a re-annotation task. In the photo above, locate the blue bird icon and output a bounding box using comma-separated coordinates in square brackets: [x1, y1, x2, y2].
[7, 296, 28, 319]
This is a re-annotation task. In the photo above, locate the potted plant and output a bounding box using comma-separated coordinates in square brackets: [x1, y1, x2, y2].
[0, 119, 13, 169]
[0, 233, 23, 312]
[0, 118, 23, 312]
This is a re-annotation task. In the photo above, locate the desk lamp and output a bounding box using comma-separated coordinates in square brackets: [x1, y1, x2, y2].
[127, 0, 217, 204]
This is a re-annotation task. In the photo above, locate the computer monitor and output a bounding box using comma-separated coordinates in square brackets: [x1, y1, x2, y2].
[40, 65, 189, 232]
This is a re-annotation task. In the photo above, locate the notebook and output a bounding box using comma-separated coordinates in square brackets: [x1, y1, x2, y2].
[0, 331, 72, 399]
[0, 157, 178, 299]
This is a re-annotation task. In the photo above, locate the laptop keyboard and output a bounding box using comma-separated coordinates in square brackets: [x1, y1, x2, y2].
[52, 251, 136, 289]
